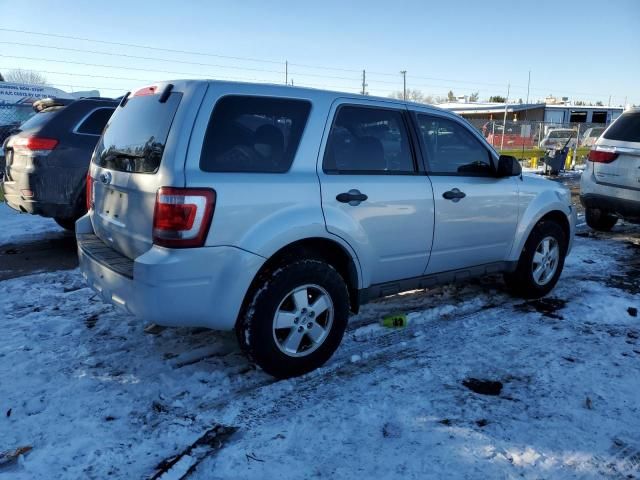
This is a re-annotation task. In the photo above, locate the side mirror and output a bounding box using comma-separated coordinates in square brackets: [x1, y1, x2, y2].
[496, 155, 522, 177]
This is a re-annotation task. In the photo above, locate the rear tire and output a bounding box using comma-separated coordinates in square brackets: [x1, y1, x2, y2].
[54, 217, 77, 231]
[585, 207, 618, 232]
[236, 259, 350, 379]
[504, 220, 567, 299]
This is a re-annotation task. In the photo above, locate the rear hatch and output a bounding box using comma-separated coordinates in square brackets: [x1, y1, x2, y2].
[89, 81, 207, 259]
[592, 111, 640, 190]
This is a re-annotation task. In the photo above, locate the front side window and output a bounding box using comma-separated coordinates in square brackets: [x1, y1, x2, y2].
[416, 114, 493, 175]
[200, 96, 311, 173]
[323, 106, 415, 174]
[76, 108, 114, 135]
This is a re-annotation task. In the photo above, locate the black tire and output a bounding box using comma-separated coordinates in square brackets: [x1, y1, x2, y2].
[585, 207, 618, 232]
[236, 259, 350, 379]
[504, 220, 567, 299]
[54, 216, 77, 231]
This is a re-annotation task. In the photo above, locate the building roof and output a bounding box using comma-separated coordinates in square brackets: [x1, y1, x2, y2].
[438, 101, 623, 114]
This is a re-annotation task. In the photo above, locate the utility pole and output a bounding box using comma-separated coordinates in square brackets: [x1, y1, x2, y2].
[525, 70, 531, 105]
[500, 83, 510, 152]
[608, 95, 611, 107]
[400, 70, 407, 100]
[361, 69, 367, 95]
[285, 60, 288, 85]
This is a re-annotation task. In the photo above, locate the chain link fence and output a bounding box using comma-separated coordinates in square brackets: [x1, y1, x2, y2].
[466, 118, 608, 168]
[0, 103, 35, 145]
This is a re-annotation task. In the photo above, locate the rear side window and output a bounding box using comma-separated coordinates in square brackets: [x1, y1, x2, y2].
[603, 113, 640, 142]
[93, 92, 182, 173]
[200, 96, 311, 173]
[76, 108, 114, 135]
[323, 105, 415, 174]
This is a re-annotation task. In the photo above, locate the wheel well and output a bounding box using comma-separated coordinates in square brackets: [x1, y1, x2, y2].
[241, 238, 361, 320]
[538, 210, 570, 243]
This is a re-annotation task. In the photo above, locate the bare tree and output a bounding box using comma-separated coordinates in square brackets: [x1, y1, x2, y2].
[469, 91, 479, 102]
[3, 69, 48, 85]
[389, 89, 448, 105]
[447, 90, 456, 102]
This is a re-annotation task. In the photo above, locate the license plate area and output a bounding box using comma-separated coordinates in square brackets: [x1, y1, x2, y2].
[97, 186, 129, 228]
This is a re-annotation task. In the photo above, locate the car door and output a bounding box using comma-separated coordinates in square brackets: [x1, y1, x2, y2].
[412, 110, 519, 274]
[318, 100, 434, 286]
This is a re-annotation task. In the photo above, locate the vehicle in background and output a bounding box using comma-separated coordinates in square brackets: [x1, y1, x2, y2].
[580, 126, 605, 147]
[580, 108, 640, 231]
[2, 97, 117, 230]
[77, 81, 575, 378]
[539, 128, 577, 149]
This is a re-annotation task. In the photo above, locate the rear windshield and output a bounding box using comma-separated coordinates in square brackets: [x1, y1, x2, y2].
[19, 110, 60, 131]
[549, 130, 573, 138]
[93, 92, 182, 173]
[603, 113, 640, 142]
[200, 95, 311, 173]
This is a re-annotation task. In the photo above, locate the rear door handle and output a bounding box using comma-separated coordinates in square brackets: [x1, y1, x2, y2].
[442, 188, 466, 202]
[336, 189, 368, 205]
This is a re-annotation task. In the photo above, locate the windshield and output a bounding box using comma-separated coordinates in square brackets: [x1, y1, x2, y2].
[19, 110, 60, 131]
[93, 92, 182, 173]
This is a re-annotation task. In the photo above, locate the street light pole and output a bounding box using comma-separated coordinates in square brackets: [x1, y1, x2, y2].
[400, 70, 407, 100]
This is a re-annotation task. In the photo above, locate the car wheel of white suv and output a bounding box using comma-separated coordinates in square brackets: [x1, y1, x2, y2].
[585, 208, 618, 232]
[237, 259, 350, 378]
[504, 221, 567, 299]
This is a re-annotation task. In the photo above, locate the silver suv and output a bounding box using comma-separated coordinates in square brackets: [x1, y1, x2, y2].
[580, 109, 640, 230]
[77, 81, 576, 378]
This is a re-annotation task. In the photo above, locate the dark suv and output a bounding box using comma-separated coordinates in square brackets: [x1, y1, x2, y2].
[2, 97, 117, 229]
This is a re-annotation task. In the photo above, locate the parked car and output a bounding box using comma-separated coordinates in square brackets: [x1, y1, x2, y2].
[77, 81, 576, 378]
[2, 97, 117, 229]
[580, 126, 605, 147]
[539, 128, 577, 149]
[580, 109, 640, 230]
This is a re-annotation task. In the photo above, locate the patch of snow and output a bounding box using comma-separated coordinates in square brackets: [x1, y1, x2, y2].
[0, 204, 63, 246]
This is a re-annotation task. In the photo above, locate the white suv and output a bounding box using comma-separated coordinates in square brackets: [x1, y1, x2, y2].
[580, 108, 640, 231]
[77, 81, 575, 378]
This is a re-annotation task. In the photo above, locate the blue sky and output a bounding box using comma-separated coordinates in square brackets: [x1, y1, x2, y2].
[1, 0, 638, 104]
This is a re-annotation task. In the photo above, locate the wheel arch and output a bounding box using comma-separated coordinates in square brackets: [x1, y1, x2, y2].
[237, 237, 363, 328]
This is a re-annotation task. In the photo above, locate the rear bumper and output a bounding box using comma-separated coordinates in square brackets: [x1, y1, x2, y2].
[2, 168, 83, 219]
[580, 193, 640, 219]
[76, 214, 266, 330]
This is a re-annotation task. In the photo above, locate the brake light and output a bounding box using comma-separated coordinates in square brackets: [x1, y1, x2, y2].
[153, 187, 216, 248]
[588, 150, 619, 163]
[86, 173, 93, 211]
[133, 85, 157, 97]
[13, 136, 58, 154]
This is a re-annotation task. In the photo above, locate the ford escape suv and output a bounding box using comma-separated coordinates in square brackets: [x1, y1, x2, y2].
[580, 108, 640, 231]
[3, 97, 117, 230]
[77, 81, 575, 378]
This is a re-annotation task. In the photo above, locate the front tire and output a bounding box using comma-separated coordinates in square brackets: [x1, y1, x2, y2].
[505, 220, 567, 299]
[585, 207, 618, 232]
[236, 259, 350, 378]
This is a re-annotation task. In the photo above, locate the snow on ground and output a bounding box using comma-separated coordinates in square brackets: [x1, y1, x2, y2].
[0, 222, 639, 478]
[0, 204, 63, 246]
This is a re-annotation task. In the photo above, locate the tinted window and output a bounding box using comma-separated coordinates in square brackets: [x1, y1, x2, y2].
[416, 114, 493, 175]
[93, 92, 182, 173]
[76, 108, 114, 135]
[19, 110, 60, 131]
[200, 96, 310, 173]
[603, 112, 640, 142]
[549, 130, 573, 139]
[323, 106, 415, 174]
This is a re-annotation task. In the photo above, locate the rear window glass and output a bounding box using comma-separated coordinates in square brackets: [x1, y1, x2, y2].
[76, 108, 114, 135]
[93, 92, 182, 173]
[200, 96, 311, 173]
[603, 113, 640, 142]
[19, 110, 59, 131]
[549, 130, 573, 138]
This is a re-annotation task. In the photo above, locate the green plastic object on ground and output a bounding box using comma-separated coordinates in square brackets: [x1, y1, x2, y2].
[381, 313, 408, 328]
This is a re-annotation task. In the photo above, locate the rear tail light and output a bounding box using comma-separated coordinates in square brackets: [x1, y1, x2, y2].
[86, 173, 94, 211]
[153, 187, 216, 248]
[588, 150, 619, 163]
[13, 136, 58, 155]
[133, 85, 157, 97]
